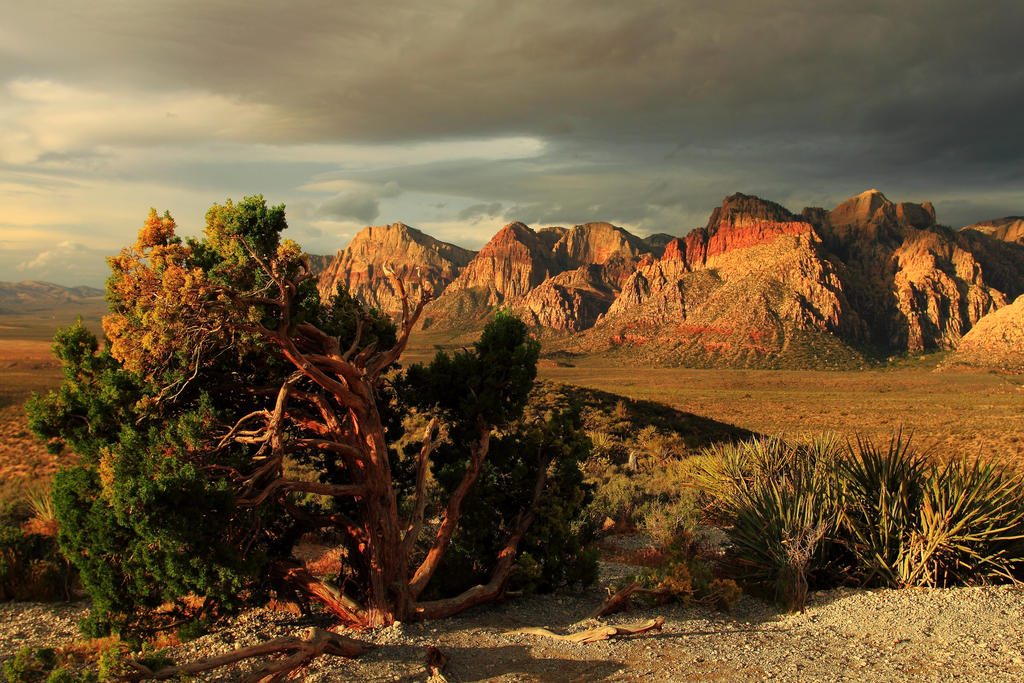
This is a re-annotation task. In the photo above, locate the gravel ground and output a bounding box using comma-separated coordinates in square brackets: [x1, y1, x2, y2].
[3, 574, 1023, 681]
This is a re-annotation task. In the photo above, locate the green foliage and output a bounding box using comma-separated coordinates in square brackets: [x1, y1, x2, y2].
[625, 532, 742, 611]
[0, 641, 160, 683]
[29, 196, 592, 637]
[842, 437, 1024, 588]
[402, 309, 540, 428]
[840, 433, 928, 586]
[696, 432, 1024, 608]
[0, 517, 73, 602]
[3, 646, 56, 683]
[693, 436, 845, 610]
[401, 315, 596, 597]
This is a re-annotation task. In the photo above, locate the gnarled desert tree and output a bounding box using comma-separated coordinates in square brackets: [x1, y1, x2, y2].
[30, 196, 591, 644]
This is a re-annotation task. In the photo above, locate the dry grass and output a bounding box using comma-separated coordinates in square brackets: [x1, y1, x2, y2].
[0, 340, 67, 496]
[4, 323, 1022, 502]
[535, 357, 1024, 467]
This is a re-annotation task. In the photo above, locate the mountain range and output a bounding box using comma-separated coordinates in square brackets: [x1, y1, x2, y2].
[316, 190, 1024, 368]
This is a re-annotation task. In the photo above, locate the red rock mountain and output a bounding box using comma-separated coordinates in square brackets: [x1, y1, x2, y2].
[947, 294, 1024, 371]
[810, 190, 1020, 352]
[961, 217, 1024, 245]
[317, 191, 1024, 368]
[575, 194, 866, 368]
[317, 223, 475, 317]
[420, 221, 658, 331]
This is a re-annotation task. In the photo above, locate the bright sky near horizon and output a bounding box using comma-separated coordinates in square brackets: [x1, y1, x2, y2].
[2, 0, 1022, 286]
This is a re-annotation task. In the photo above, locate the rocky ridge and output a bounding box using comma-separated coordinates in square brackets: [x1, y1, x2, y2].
[316, 223, 475, 317]
[946, 294, 1024, 371]
[316, 191, 1024, 368]
[963, 216, 1024, 245]
[419, 221, 658, 331]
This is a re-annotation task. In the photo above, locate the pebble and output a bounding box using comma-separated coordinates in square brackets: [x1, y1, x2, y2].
[3, 577, 1024, 681]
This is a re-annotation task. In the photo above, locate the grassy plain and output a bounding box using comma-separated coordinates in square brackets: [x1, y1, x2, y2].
[2, 319, 1021, 499]
[0, 339, 65, 498]
[534, 357, 1024, 466]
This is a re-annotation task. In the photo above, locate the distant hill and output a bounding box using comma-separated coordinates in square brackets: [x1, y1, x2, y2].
[0, 281, 108, 340]
[0, 281, 105, 315]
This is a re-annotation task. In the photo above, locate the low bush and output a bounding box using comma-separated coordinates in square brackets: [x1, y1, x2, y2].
[0, 486, 74, 602]
[696, 432, 1024, 608]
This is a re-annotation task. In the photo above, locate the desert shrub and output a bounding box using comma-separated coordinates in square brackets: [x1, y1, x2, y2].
[0, 640, 168, 683]
[697, 432, 1024, 606]
[421, 405, 598, 597]
[840, 433, 928, 586]
[692, 435, 848, 610]
[624, 531, 741, 611]
[843, 438, 1024, 587]
[0, 489, 74, 602]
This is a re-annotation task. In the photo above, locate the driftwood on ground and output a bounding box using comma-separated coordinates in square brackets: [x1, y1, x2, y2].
[589, 581, 682, 618]
[507, 617, 665, 644]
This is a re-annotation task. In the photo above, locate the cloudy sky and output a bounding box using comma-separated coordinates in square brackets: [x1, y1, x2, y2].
[3, 0, 1023, 286]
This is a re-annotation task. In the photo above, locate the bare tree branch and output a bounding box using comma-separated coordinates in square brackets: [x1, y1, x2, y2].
[402, 417, 441, 557]
[126, 627, 370, 681]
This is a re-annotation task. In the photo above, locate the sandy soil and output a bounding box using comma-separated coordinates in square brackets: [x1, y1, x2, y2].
[3, 563, 1022, 682]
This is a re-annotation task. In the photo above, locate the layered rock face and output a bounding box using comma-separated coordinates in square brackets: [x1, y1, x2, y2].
[962, 217, 1024, 245]
[947, 294, 1024, 371]
[584, 194, 866, 368]
[809, 190, 1021, 352]
[421, 221, 657, 330]
[317, 223, 475, 316]
[515, 264, 619, 332]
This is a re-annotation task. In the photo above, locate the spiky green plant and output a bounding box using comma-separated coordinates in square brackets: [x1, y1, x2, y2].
[839, 431, 927, 586]
[901, 459, 1024, 587]
[23, 485, 57, 527]
[693, 436, 845, 610]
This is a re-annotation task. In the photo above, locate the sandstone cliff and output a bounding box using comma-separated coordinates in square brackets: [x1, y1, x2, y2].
[947, 294, 1024, 371]
[421, 221, 657, 331]
[575, 194, 866, 368]
[317, 223, 475, 316]
[809, 190, 1022, 352]
[961, 217, 1024, 245]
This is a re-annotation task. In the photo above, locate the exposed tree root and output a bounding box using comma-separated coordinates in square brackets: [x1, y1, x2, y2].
[126, 627, 372, 682]
[424, 646, 450, 683]
[507, 617, 665, 643]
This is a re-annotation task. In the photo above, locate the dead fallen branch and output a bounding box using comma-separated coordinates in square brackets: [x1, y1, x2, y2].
[126, 627, 372, 682]
[506, 617, 665, 644]
[590, 581, 679, 618]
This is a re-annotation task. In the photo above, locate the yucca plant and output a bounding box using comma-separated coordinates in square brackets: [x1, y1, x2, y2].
[839, 431, 926, 587]
[22, 484, 58, 536]
[694, 436, 845, 610]
[901, 460, 1024, 587]
[725, 476, 835, 610]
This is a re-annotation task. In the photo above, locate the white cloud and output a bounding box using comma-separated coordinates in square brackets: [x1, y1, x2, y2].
[18, 240, 90, 270]
[0, 79, 281, 164]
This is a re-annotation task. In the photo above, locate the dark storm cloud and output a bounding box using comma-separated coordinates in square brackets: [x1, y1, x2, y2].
[318, 193, 380, 223]
[457, 202, 503, 222]
[4, 0, 1023, 237]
